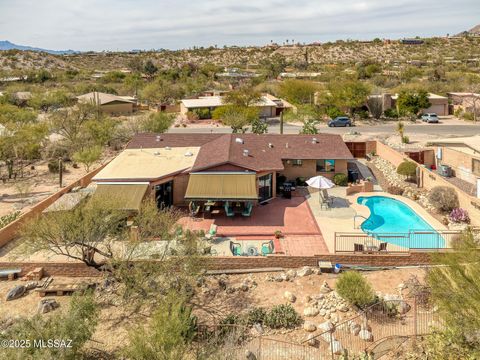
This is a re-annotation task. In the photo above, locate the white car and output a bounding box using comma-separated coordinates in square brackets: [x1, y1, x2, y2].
[421, 113, 439, 123]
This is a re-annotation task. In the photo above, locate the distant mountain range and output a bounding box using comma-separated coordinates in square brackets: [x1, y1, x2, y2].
[0, 40, 77, 55]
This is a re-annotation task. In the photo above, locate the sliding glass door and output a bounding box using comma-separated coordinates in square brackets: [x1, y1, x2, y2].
[258, 173, 273, 203]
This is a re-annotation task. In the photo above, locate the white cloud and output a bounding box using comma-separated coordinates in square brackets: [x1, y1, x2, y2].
[0, 0, 478, 51]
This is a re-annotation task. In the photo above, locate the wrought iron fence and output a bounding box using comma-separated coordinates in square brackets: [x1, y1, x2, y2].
[334, 230, 464, 253]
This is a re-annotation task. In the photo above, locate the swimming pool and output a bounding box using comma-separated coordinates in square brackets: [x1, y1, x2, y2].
[357, 196, 444, 249]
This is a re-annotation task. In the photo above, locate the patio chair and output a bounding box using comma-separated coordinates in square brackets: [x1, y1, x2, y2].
[321, 189, 334, 206]
[319, 194, 330, 210]
[229, 241, 242, 256]
[242, 202, 253, 217]
[224, 201, 234, 217]
[261, 240, 274, 256]
[378, 242, 388, 252]
[354, 243, 365, 253]
[189, 201, 200, 217]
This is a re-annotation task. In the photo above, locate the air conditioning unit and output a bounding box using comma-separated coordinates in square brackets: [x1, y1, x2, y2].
[439, 165, 452, 177]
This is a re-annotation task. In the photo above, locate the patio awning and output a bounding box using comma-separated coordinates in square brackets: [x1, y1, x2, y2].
[92, 183, 149, 211]
[185, 172, 258, 201]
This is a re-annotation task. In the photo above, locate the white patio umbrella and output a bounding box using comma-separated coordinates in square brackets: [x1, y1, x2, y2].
[306, 175, 335, 203]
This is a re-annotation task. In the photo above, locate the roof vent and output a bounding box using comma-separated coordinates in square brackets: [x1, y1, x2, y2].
[312, 137, 318, 144]
[165, 146, 171, 150]
[153, 151, 160, 156]
[243, 149, 249, 157]
[184, 151, 193, 157]
[268, 143, 274, 148]
[235, 137, 244, 144]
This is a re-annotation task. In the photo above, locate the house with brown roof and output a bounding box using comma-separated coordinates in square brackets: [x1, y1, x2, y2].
[92, 133, 353, 212]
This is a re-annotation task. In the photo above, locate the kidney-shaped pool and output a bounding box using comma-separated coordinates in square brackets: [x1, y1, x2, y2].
[357, 196, 444, 249]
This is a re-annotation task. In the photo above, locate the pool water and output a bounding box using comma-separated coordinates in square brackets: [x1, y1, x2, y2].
[357, 196, 444, 249]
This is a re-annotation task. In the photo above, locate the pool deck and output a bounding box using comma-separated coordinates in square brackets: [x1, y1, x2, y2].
[307, 187, 447, 253]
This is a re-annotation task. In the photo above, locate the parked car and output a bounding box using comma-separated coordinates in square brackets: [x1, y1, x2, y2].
[421, 113, 439, 123]
[328, 116, 352, 127]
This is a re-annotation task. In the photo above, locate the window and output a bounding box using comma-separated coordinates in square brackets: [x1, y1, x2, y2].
[316, 159, 335, 172]
[292, 159, 303, 167]
[473, 158, 480, 176]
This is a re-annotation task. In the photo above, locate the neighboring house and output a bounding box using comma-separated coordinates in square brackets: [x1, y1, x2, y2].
[179, 95, 279, 118]
[447, 92, 480, 115]
[373, 93, 448, 116]
[76, 92, 136, 115]
[428, 136, 480, 186]
[92, 133, 353, 210]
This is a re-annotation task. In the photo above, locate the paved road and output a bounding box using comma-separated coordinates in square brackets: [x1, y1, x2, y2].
[169, 121, 480, 137]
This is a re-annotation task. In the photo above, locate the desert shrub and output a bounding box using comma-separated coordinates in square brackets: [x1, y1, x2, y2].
[428, 186, 459, 212]
[396, 161, 417, 179]
[384, 108, 398, 118]
[246, 307, 267, 325]
[264, 304, 301, 329]
[325, 106, 345, 119]
[448, 208, 470, 224]
[402, 135, 410, 144]
[0, 293, 98, 360]
[0, 211, 21, 228]
[193, 108, 211, 120]
[336, 271, 376, 309]
[333, 173, 348, 186]
[47, 159, 65, 174]
[387, 185, 404, 195]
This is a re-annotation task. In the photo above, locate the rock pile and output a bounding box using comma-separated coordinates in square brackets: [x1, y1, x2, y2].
[265, 266, 320, 282]
[38, 298, 60, 314]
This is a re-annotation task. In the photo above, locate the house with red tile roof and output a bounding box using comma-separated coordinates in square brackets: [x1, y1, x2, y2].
[92, 133, 353, 212]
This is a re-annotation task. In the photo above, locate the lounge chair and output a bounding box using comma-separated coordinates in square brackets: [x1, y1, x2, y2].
[242, 202, 253, 217]
[189, 201, 200, 217]
[354, 243, 365, 253]
[224, 201, 234, 217]
[261, 240, 274, 256]
[319, 193, 330, 210]
[229, 241, 242, 256]
[378, 242, 388, 252]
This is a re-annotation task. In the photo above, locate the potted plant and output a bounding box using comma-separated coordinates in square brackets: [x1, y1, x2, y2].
[274, 230, 283, 239]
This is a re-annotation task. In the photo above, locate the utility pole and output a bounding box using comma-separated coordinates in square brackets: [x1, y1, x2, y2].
[280, 111, 284, 134]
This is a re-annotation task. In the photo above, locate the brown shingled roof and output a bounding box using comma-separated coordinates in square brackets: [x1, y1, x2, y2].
[127, 133, 353, 173]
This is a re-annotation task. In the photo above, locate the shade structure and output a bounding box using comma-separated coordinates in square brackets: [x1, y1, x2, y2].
[92, 183, 148, 211]
[306, 176, 335, 189]
[185, 172, 258, 201]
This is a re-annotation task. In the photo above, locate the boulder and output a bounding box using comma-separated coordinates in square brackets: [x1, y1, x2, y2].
[6, 285, 26, 301]
[398, 301, 411, 314]
[319, 281, 332, 294]
[252, 323, 264, 335]
[350, 323, 361, 336]
[218, 279, 227, 290]
[285, 269, 297, 279]
[303, 321, 317, 332]
[38, 299, 60, 314]
[319, 321, 334, 332]
[284, 291, 296, 303]
[359, 329, 373, 342]
[297, 266, 314, 277]
[303, 307, 319, 317]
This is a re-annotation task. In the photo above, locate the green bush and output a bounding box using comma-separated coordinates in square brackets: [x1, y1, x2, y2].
[396, 161, 417, 179]
[336, 271, 376, 309]
[264, 304, 301, 329]
[295, 177, 307, 186]
[246, 307, 267, 325]
[193, 108, 211, 119]
[333, 173, 348, 186]
[47, 159, 65, 174]
[428, 186, 459, 212]
[384, 108, 398, 118]
[402, 135, 410, 144]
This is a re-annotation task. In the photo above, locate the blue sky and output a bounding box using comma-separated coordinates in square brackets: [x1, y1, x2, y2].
[0, 0, 479, 51]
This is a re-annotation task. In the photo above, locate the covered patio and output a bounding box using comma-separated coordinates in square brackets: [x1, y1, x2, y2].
[185, 172, 258, 218]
